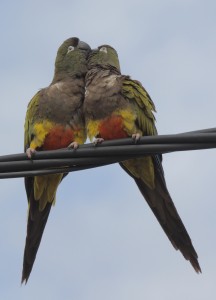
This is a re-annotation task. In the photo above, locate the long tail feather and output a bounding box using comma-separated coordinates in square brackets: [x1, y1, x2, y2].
[120, 156, 201, 273]
[22, 179, 52, 284]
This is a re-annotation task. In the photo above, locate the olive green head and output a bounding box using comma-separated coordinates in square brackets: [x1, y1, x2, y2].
[88, 45, 121, 73]
[53, 37, 91, 81]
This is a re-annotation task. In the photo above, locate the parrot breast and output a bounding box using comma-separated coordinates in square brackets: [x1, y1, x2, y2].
[30, 120, 85, 150]
[86, 108, 137, 141]
[43, 126, 74, 150]
[98, 115, 128, 140]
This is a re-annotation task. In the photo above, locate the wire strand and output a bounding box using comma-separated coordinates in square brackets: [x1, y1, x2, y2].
[0, 128, 215, 178]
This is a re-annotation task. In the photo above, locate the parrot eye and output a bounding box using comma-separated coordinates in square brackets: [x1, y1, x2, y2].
[99, 47, 107, 53]
[67, 45, 75, 53]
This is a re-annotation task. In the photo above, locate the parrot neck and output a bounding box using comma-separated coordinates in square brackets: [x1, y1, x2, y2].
[51, 71, 84, 83]
[88, 64, 120, 74]
[52, 60, 88, 83]
[85, 67, 120, 85]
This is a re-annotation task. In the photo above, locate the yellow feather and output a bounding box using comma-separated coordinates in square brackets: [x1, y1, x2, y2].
[116, 109, 138, 135]
[30, 120, 54, 149]
[86, 120, 101, 141]
[122, 157, 155, 189]
[73, 129, 87, 144]
[34, 174, 63, 211]
[34, 176, 47, 200]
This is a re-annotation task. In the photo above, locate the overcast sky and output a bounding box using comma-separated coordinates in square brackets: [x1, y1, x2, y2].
[0, 0, 216, 299]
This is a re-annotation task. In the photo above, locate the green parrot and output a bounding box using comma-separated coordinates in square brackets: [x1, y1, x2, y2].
[22, 37, 91, 283]
[83, 45, 201, 273]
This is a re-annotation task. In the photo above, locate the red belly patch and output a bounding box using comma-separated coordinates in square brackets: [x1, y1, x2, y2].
[43, 126, 74, 150]
[98, 116, 128, 140]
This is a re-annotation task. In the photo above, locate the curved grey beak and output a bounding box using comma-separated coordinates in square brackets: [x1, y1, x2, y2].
[78, 41, 91, 51]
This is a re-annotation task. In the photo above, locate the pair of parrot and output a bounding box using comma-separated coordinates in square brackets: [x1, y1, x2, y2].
[22, 37, 201, 283]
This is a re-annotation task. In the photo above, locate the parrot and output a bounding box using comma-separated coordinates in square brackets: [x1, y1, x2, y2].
[83, 45, 201, 273]
[22, 37, 91, 283]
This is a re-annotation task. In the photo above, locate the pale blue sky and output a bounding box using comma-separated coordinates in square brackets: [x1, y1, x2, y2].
[0, 0, 216, 299]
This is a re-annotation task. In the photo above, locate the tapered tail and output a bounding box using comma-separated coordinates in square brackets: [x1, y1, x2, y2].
[21, 184, 52, 284]
[120, 155, 201, 273]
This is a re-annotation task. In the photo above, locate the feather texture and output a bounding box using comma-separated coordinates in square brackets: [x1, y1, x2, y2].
[22, 37, 89, 283]
[84, 45, 201, 273]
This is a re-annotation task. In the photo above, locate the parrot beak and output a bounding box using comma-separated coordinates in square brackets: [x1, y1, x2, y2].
[78, 41, 91, 51]
[87, 48, 98, 58]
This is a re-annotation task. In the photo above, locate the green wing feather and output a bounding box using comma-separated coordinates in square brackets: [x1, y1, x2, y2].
[121, 77, 201, 273]
[24, 92, 40, 151]
[122, 78, 157, 136]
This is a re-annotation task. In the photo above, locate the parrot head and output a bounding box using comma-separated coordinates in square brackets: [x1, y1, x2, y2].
[88, 45, 121, 73]
[53, 37, 91, 80]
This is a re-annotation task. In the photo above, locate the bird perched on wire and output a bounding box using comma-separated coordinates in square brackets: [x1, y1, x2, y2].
[22, 37, 91, 283]
[83, 44, 201, 273]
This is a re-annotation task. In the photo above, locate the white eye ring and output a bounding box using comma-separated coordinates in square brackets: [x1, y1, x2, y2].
[67, 45, 75, 53]
[99, 46, 107, 53]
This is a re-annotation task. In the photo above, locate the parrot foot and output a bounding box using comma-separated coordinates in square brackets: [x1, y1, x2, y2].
[68, 141, 79, 149]
[26, 148, 36, 159]
[93, 138, 104, 145]
[132, 133, 141, 143]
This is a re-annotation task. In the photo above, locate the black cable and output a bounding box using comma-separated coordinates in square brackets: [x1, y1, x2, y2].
[0, 128, 215, 179]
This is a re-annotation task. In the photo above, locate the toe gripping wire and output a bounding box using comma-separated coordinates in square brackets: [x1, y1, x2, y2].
[0, 128, 216, 179]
